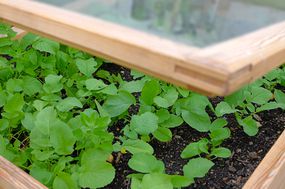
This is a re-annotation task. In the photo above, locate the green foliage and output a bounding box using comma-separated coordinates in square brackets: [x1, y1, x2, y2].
[75, 58, 99, 77]
[0, 22, 284, 189]
[181, 138, 209, 159]
[128, 153, 165, 173]
[103, 91, 136, 117]
[183, 158, 214, 180]
[130, 112, 158, 135]
[122, 139, 154, 154]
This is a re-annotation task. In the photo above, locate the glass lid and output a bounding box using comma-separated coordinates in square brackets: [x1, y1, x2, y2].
[36, 0, 285, 47]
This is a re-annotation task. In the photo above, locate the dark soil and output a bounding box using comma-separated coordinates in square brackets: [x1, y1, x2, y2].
[103, 65, 285, 189]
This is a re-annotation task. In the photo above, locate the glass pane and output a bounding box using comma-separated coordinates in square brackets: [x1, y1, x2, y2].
[36, 0, 285, 47]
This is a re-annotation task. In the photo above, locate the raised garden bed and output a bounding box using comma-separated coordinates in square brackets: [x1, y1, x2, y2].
[0, 25, 284, 189]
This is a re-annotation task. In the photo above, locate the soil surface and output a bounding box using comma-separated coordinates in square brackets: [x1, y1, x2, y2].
[102, 65, 285, 189]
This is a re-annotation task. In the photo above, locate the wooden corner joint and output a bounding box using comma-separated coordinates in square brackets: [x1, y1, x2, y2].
[173, 57, 254, 97]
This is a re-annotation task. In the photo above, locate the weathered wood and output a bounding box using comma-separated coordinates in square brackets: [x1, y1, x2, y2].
[243, 130, 285, 189]
[0, 0, 285, 96]
[0, 156, 47, 189]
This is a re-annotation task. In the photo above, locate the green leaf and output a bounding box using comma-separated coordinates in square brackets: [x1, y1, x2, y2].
[210, 118, 228, 132]
[31, 149, 54, 161]
[22, 76, 42, 96]
[6, 79, 23, 92]
[156, 109, 170, 123]
[21, 113, 35, 131]
[248, 86, 272, 105]
[184, 93, 213, 113]
[4, 93, 24, 113]
[128, 174, 143, 189]
[153, 96, 169, 108]
[130, 112, 158, 135]
[181, 139, 208, 159]
[140, 80, 160, 105]
[85, 78, 107, 91]
[97, 83, 117, 95]
[142, 174, 173, 189]
[34, 106, 57, 134]
[225, 88, 246, 107]
[33, 38, 59, 54]
[154, 87, 178, 108]
[160, 114, 183, 128]
[0, 91, 7, 107]
[176, 87, 190, 98]
[256, 102, 281, 112]
[153, 127, 172, 142]
[30, 164, 54, 185]
[215, 102, 236, 117]
[182, 110, 211, 132]
[103, 91, 135, 117]
[79, 161, 115, 189]
[170, 175, 193, 188]
[0, 119, 9, 131]
[181, 94, 212, 132]
[183, 158, 214, 179]
[131, 70, 145, 79]
[43, 75, 63, 93]
[123, 139, 154, 154]
[120, 80, 146, 93]
[128, 153, 164, 173]
[210, 127, 231, 143]
[33, 100, 48, 111]
[81, 148, 111, 162]
[274, 89, 285, 105]
[76, 58, 98, 77]
[211, 147, 231, 158]
[237, 116, 258, 136]
[53, 172, 77, 189]
[50, 120, 76, 155]
[56, 97, 83, 112]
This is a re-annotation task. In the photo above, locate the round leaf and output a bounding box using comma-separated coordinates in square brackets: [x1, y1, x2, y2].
[183, 158, 214, 179]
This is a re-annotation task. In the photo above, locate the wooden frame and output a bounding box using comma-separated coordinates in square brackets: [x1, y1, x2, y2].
[0, 2, 284, 188]
[243, 129, 285, 189]
[0, 0, 284, 96]
[0, 156, 47, 189]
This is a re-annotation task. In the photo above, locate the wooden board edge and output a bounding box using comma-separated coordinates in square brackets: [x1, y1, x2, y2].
[243, 129, 285, 189]
[3, 0, 283, 96]
[206, 21, 285, 95]
[0, 0, 233, 96]
[0, 156, 47, 189]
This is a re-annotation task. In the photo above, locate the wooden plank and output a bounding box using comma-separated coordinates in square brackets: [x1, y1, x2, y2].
[243, 129, 285, 189]
[203, 21, 285, 93]
[0, 0, 285, 96]
[0, 156, 47, 189]
[0, 0, 231, 96]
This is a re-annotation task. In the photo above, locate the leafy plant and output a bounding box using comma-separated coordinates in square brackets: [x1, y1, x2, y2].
[0, 22, 284, 189]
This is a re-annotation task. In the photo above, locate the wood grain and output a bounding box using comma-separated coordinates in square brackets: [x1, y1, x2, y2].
[0, 0, 285, 96]
[243, 130, 285, 189]
[0, 156, 47, 189]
